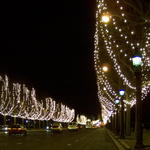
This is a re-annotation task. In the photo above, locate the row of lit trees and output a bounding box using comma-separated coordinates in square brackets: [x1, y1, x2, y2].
[0, 75, 75, 123]
[94, 0, 150, 149]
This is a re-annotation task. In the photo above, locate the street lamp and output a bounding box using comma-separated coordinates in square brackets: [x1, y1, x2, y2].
[119, 89, 125, 139]
[102, 66, 109, 72]
[101, 13, 111, 23]
[132, 55, 142, 67]
[115, 99, 120, 104]
[119, 89, 125, 96]
[102, 63, 110, 73]
[132, 53, 144, 149]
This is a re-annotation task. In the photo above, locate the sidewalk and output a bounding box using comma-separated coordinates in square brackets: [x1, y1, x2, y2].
[106, 128, 150, 150]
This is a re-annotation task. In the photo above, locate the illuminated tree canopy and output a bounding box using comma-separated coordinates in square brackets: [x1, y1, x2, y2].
[0, 75, 75, 123]
[94, 0, 150, 123]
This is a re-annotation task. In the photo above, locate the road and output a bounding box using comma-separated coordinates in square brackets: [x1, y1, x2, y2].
[0, 128, 117, 150]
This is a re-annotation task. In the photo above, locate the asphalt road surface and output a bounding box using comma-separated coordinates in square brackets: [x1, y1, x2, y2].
[0, 128, 117, 150]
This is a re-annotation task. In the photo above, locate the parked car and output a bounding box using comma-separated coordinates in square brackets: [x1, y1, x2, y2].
[45, 125, 52, 132]
[77, 124, 85, 129]
[45, 126, 50, 130]
[0, 125, 9, 132]
[51, 122, 63, 133]
[68, 122, 78, 131]
[8, 124, 27, 135]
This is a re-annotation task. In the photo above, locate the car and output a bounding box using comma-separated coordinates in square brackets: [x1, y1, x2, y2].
[0, 125, 9, 134]
[8, 124, 27, 135]
[45, 123, 53, 131]
[51, 122, 63, 133]
[45, 125, 52, 132]
[68, 122, 78, 131]
[0, 125, 9, 131]
[45, 126, 50, 130]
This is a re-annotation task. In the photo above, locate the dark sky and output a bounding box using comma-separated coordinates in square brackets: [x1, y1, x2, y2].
[2, 0, 100, 118]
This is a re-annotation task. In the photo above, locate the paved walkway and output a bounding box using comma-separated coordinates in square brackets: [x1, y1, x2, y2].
[106, 128, 150, 150]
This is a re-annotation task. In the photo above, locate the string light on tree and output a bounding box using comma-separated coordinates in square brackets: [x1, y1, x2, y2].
[94, 0, 150, 122]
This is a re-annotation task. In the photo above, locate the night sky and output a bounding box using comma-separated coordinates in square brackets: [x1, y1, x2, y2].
[2, 1, 100, 118]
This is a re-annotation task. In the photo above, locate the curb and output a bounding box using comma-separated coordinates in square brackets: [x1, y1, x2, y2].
[106, 129, 131, 150]
[118, 139, 131, 150]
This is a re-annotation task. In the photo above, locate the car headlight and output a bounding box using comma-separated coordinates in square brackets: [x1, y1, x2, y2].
[4, 127, 8, 131]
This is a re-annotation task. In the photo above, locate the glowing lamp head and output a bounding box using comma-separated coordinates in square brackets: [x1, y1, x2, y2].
[101, 15, 110, 23]
[102, 66, 108, 72]
[119, 89, 125, 96]
[103, 87, 106, 91]
[115, 99, 120, 104]
[132, 55, 142, 67]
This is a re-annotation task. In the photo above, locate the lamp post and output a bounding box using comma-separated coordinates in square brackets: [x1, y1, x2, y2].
[132, 53, 144, 149]
[115, 99, 120, 135]
[119, 89, 125, 139]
